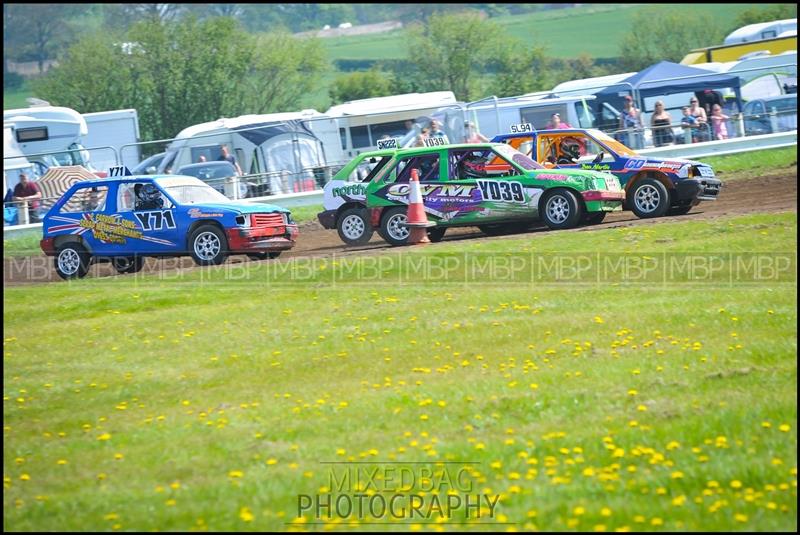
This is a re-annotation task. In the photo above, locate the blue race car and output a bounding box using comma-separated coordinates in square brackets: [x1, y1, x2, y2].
[41, 173, 298, 279]
[492, 127, 722, 219]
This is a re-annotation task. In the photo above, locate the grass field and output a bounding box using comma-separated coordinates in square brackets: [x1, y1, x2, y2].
[3, 211, 797, 531]
[322, 3, 762, 62]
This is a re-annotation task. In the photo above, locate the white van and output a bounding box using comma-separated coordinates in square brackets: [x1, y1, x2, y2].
[464, 93, 599, 139]
[82, 109, 140, 171]
[3, 125, 39, 196]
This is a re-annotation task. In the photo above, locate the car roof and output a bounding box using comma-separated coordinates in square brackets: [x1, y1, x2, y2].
[178, 161, 235, 170]
[357, 142, 509, 159]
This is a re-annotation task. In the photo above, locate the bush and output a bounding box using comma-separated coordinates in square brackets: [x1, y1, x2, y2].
[3, 72, 24, 90]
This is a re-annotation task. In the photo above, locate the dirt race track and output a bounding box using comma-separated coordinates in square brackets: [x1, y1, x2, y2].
[4, 171, 796, 286]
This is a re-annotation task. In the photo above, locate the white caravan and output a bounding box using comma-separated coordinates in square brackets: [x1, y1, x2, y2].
[82, 109, 141, 171]
[724, 19, 797, 45]
[324, 91, 463, 157]
[3, 125, 39, 197]
[3, 106, 95, 176]
[158, 110, 343, 194]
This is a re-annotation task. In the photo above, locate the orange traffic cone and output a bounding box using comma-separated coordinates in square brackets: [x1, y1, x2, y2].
[405, 168, 436, 245]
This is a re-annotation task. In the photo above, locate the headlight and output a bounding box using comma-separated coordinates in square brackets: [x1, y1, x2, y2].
[285, 213, 295, 225]
[235, 214, 250, 227]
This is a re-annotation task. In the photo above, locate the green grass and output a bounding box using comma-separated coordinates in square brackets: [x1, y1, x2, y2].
[322, 3, 762, 62]
[3, 80, 32, 110]
[3, 212, 797, 531]
[697, 147, 798, 181]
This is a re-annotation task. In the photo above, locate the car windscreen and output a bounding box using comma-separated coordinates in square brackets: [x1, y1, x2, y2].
[163, 185, 231, 204]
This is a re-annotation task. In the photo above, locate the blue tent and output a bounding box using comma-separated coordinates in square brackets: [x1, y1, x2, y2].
[597, 60, 743, 107]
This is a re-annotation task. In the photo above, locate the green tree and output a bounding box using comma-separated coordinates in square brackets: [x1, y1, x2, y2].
[329, 68, 395, 104]
[618, 7, 726, 71]
[240, 32, 328, 114]
[488, 39, 550, 98]
[406, 11, 502, 100]
[5, 3, 84, 73]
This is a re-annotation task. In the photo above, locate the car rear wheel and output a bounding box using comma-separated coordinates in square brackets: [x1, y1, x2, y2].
[337, 207, 373, 246]
[541, 189, 582, 230]
[189, 224, 228, 266]
[55, 242, 91, 280]
[112, 256, 144, 274]
[628, 178, 670, 218]
[378, 207, 410, 246]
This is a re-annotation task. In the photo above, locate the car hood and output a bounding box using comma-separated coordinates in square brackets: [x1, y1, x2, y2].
[188, 202, 289, 214]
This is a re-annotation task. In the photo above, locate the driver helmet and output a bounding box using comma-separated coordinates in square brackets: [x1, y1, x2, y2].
[561, 140, 580, 160]
[137, 183, 163, 207]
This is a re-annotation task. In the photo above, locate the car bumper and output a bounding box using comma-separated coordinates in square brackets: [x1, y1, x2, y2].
[581, 190, 626, 202]
[317, 209, 337, 229]
[40, 237, 56, 256]
[226, 225, 299, 252]
[675, 178, 722, 203]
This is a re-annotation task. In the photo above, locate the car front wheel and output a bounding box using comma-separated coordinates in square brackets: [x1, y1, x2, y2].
[189, 224, 228, 266]
[628, 178, 670, 218]
[541, 189, 582, 230]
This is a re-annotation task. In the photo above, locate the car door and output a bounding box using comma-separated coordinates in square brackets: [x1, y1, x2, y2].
[367, 151, 450, 222]
[50, 184, 116, 255]
[116, 181, 180, 254]
[448, 147, 528, 223]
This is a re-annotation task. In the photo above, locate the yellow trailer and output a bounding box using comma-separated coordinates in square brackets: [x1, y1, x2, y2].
[681, 35, 797, 65]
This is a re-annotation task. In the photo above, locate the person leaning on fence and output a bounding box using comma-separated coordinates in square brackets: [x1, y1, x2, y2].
[465, 121, 489, 143]
[650, 100, 674, 147]
[12, 172, 43, 223]
[681, 107, 698, 143]
[218, 144, 243, 176]
[710, 104, 730, 141]
[619, 96, 643, 149]
[688, 97, 709, 142]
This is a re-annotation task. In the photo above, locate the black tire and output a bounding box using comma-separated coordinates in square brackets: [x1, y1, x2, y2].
[540, 189, 583, 230]
[112, 256, 144, 274]
[337, 207, 373, 246]
[378, 207, 410, 246]
[54, 242, 91, 280]
[667, 205, 693, 216]
[628, 178, 670, 219]
[583, 211, 607, 225]
[427, 227, 447, 243]
[189, 224, 228, 266]
[247, 251, 282, 261]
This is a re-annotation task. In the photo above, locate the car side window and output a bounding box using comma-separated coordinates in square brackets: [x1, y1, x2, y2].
[390, 154, 441, 183]
[59, 186, 109, 214]
[118, 182, 173, 212]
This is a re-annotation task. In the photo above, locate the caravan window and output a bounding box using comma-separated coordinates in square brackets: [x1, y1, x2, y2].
[369, 120, 409, 142]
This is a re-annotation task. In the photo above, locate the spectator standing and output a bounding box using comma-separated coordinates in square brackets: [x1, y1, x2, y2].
[681, 106, 698, 143]
[465, 121, 489, 143]
[688, 97, 709, 141]
[12, 172, 42, 222]
[650, 100, 674, 147]
[710, 104, 730, 140]
[429, 119, 446, 138]
[547, 112, 572, 129]
[218, 145, 243, 176]
[619, 96, 643, 149]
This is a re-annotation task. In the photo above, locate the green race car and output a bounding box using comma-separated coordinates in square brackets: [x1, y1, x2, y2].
[318, 141, 625, 246]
